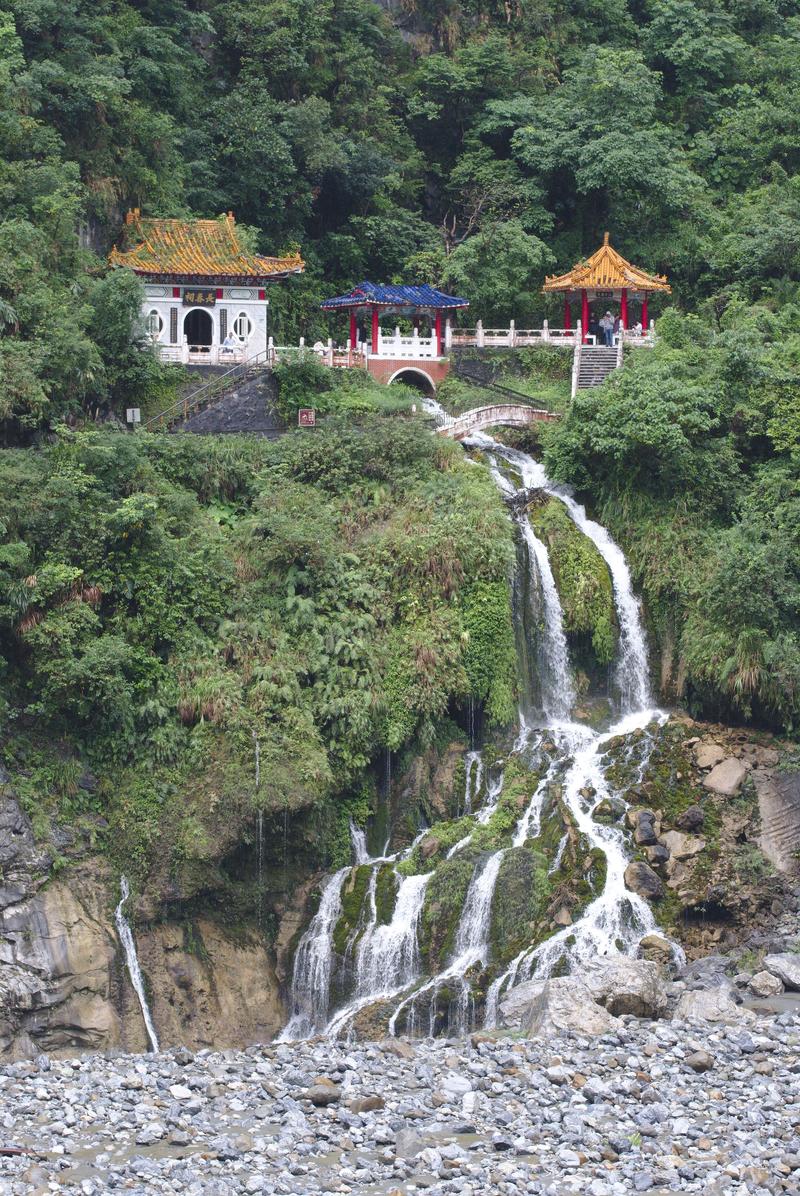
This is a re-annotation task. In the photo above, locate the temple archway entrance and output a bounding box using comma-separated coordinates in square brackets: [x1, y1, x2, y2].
[388, 367, 435, 396]
[184, 308, 213, 348]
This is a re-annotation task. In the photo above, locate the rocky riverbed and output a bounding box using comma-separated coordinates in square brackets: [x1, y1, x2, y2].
[2, 983, 800, 1196]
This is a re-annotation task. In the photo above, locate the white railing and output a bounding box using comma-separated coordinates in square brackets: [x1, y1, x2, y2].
[377, 328, 438, 359]
[157, 342, 251, 366]
[450, 319, 580, 349]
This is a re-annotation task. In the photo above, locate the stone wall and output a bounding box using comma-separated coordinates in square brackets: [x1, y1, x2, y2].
[174, 371, 284, 437]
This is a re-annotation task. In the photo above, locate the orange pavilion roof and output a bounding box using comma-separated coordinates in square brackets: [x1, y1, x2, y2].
[109, 209, 304, 281]
[542, 233, 670, 294]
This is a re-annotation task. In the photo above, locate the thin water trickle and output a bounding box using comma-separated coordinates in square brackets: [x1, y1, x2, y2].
[114, 876, 159, 1053]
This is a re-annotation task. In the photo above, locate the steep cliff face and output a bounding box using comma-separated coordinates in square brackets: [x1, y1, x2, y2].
[0, 771, 286, 1060]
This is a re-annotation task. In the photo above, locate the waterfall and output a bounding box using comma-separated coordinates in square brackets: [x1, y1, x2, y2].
[484, 439, 651, 713]
[325, 871, 433, 1037]
[349, 819, 370, 865]
[389, 850, 504, 1036]
[114, 877, 159, 1053]
[280, 867, 348, 1040]
[282, 431, 674, 1041]
[519, 520, 575, 719]
[462, 750, 483, 815]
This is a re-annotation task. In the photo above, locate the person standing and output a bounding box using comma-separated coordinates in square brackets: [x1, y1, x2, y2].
[600, 311, 614, 346]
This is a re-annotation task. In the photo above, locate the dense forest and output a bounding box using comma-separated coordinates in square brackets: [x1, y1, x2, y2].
[3, 0, 800, 427]
[0, 0, 798, 883]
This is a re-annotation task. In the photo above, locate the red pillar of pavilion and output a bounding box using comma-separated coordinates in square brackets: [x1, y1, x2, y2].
[350, 311, 357, 347]
[563, 297, 572, 329]
[620, 288, 628, 330]
[434, 311, 443, 356]
[371, 306, 379, 354]
[641, 296, 649, 331]
[581, 289, 589, 343]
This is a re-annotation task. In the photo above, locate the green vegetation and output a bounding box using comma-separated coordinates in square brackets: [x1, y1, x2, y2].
[4, 0, 800, 440]
[545, 309, 800, 730]
[0, 416, 515, 879]
[531, 498, 616, 665]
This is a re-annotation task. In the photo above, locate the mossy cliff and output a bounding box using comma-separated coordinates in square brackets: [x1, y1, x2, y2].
[530, 497, 617, 672]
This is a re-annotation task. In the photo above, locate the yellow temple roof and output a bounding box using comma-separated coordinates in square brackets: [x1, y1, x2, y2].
[542, 233, 671, 294]
[109, 210, 304, 280]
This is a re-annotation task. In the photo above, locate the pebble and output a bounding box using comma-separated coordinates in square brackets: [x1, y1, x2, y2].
[0, 1014, 799, 1193]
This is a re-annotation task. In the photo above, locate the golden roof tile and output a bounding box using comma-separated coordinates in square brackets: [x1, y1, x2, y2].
[542, 232, 670, 294]
[109, 209, 304, 280]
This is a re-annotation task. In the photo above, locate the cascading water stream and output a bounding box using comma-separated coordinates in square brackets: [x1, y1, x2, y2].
[280, 867, 349, 1040]
[114, 876, 159, 1053]
[481, 437, 651, 713]
[282, 430, 675, 1041]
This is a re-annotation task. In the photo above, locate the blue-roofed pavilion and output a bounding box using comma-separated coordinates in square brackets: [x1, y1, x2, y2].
[321, 281, 469, 356]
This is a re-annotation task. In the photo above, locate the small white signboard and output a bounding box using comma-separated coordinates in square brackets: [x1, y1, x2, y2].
[126, 408, 141, 425]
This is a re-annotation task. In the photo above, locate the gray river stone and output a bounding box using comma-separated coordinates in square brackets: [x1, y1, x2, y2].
[1, 1005, 799, 1194]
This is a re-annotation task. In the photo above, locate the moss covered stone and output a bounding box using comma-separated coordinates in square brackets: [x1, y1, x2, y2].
[490, 846, 551, 965]
[419, 852, 477, 972]
[332, 865, 371, 956]
[375, 864, 398, 924]
[531, 498, 616, 665]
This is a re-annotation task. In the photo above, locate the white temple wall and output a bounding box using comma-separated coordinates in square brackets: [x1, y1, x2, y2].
[141, 284, 269, 364]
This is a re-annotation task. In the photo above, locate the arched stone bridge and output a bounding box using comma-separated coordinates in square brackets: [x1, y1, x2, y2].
[436, 403, 559, 440]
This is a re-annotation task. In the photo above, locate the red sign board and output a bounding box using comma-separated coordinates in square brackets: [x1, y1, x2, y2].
[298, 408, 316, 427]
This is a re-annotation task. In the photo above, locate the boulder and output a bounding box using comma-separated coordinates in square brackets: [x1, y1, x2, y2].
[763, 953, 800, 991]
[676, 805, 705, 832]
[645, 844, 670, 866]
[632, 811, 659, 847]
[382, 1038, 415, 1060]
[497, 979, 545, 1031]
[703, 758, 748, 796]
[637, 934, 674, 967]
[624, 861, 664, 900]
[304, 1080, 341, 1106]
[524, 978, 620, 1038]
[695, 744, 726, 769]
[673, 985, 755, 1025]
[748, 970, 784, 998]
[580, 956, 668, 1018]
[660, 830, 706, 860]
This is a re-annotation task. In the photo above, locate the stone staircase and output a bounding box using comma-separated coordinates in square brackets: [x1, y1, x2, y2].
[575, 345, 620, 390]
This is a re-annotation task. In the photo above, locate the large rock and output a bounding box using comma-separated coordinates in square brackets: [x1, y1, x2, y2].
[748, 970, 784, 998]
[755, 770, 800, 876]
[763, 953, 800, 991]
[660, 830, 706, 860]
[676, 805, 704, 832]
[703, 758, 748, 796]
[580, 956, 668, 1018]
[524, 978, 621, 1038]
[624, 860, 664, 900]
[695, 743, 726, 769]
[638, 933, 674, 967]
[673, 985, 755, 1025]
[497, 979, 545, 1031]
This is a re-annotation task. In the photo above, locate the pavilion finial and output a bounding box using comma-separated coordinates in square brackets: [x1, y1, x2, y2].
[603, 231, 610, 246]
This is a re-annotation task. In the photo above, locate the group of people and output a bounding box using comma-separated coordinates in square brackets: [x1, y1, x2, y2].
[588, 311, 644, 346]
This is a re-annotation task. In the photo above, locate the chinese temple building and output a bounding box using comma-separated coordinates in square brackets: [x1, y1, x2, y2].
[542, 233, 670, 342]
[321, 282, 468, 359]
[110, 210, 304, 365]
